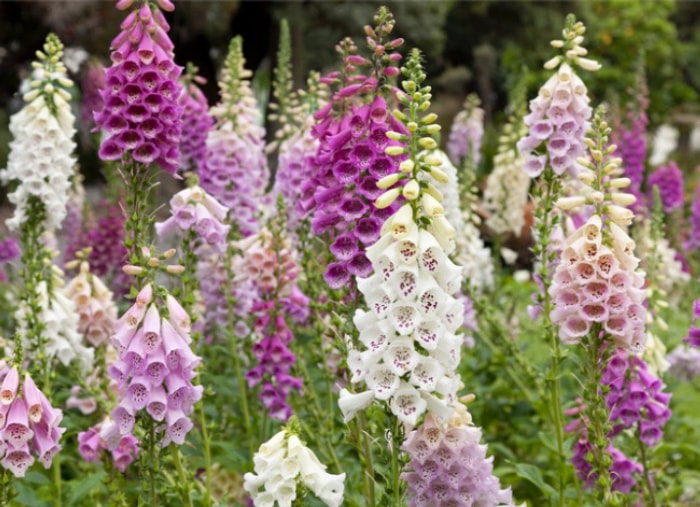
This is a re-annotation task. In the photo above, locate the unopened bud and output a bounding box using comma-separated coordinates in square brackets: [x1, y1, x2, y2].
[402, 179, 420, 200]
[166, 265, 185, 275]
[123, 265, 144, 276]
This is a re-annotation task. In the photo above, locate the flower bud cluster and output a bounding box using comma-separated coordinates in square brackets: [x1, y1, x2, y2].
[201, 37, 269, 237]
[0, 35, 77, 232]
[155, 184, 230, 253]
[64, 259, 118, 347]
[447, 94, 484, 168]
[95, 0, 183, 173]
[401, 401, 517, 506]
[517, 17, 599, 179]
[0, 367, 65, 477]
[179, 69, 214, 175]
[108, 284, 202, 447]
[244, 426, 345, 507]
[78, 418, 140, 472]
[484, 105, 531, 237]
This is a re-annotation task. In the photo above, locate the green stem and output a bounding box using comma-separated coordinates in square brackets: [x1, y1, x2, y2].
[170, 445, 193, 507]
[53, 453, 62, 507]
[358, 413, 376, 507]
[390, 416, 404, 506]
[197, 403, 213, 506]
[637, 425, 658, 507]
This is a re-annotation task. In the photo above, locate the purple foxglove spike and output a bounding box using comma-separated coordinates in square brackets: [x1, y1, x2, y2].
[1, 445, 35, 478]
[110, 29, 130, 54]
[128, 17, 145, 44]
[0, 366, 19, 405]
[120, 9, 138, 30]
[146, 385, 167, 421]
[22, 373, 44, 423]
[164, 409, 192, 445]
[3, 398, 34, 446]
[31, 420, 61, 469]
[78, 427, 101, 462]
[152, 25, 174, 53]
[165, 295, 191, 339]
[138, 2, 152, 22]
[112, 434, 139, 472]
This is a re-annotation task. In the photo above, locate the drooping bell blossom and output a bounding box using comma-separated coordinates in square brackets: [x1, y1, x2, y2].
[246, 306, 301, 422]
[646, 161, 684, 213]
[108, 284, 202, 447]
[484, 107, 531, 237]
[685, 183, 700, 251]
[402, 400, 517, 506]
[80, 59, 106, 142]
[570, 434, 641, 494]
[683, 299, 700, 348]
[0, 369, 65, 478]
[94, 0, 183, 174]
[548, 214, 647, 351]
[179, 72, 213, 176]
[66, 203, 130, 297]
[0, 36, 77, 232]
[200, 37, 269, 237]
[517, 19, 600, 179]
[63, 260, 118, 347]
[13, 268, 94, 374]
[244, 427, 345, 507]
[447, 94, 484, 168]
[155, 184, 230, 254]
[78, 418, 140, 472]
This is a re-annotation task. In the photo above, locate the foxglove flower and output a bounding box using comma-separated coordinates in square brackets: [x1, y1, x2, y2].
[80, 60, 106, 142]
[201, 37, 269, 236]
[179, 70, 213, 175]
[108, 284, 202, 447]
[646, 161, 684, 213]
[684, 299, 700, 348]
[64, 260, 118, 347]
[517, 18, 599, 179]
[244, 427, 345, 507]
[570, 435, 641, 494]
[447, 94, 484, 168]
[685, 184, 700, 251]
[155, 184, 230, 254]
[484, 105, 531, 237]
[78, 418, 140, 472]
[0, 237, 20, 263]
[402, 400, 517, 506]
[0, 368, 65, 477]
[94, 0, 183, 174]
[0, 35, 77, 232]
[666, 345, 700, 382]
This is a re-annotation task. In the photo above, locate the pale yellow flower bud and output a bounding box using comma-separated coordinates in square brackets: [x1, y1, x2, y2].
[166, 265, 185, 275]
[123, 265, 144, 276]
[399, 159, 414, 173]
[162, 248, 177, 259]
[429, 166, 449, 183]
[375, 188, 401, 209]
[543, 56, 561, 70]
[377, 173, 402, 190]
[385, 146, 405, 156]
[576, 57, 602, 71]
[402, 179, 420, 200]
[425, 183, 444, 202]
[422, 193, 444, 217]
[147, 257, 160, 267]
[609, 177, 631, 189]
[607, 204, 634, 225]
[418, 137, 437, 150]
[555, 196, 587, 211]
[610, 192, 636, 207]
[390, 204, 414, 239]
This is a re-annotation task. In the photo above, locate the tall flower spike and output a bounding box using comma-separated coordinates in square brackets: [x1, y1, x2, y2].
[0, 33, 77, 232]
[646, 161, 684, 213]
[447, 93, 484, 169]
[549, 106, 647, 352]
[298, 7, 406, 288]
[339, 49, 465, 425]
[94, 0, 183, 174]
[200, 36, 269, 237]
[178, 64, 213, 176]
[517, 15, 599, 179]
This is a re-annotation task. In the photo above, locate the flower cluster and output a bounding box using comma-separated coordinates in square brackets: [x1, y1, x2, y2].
[201, 37, 269, 237]
[78, 419, 140, 472]
[666, 344, 700, 382]
[64, 260, 118, 347]
[0, 367, 65, 477]
[517, 16, 599, 178]
[685, 183, 700, 251]
[683, 299, 700, 348]
[243, 426, 345, 507]
[108, 284, 202, 447]
[80, 60, 106, 141]
[646, 161, 684, 213]
[401, 400, 516, 506]
[446, 94, 484, 168]
[94, 0, 183, 174]
[0, 34, 77, 232]
[155, 184, 230, 254]
[299, 12, 406, 288]
[549, 214, 647, 350]
[603, 348, 672, 447]
[0, 237, 20, 263]
[484, 103, 531, 237]
[178, 69, 213, 176]
[570, 434, 641, 494]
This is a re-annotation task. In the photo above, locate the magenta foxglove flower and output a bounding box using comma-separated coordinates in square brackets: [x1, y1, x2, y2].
[179, 76, 213, 175]
[108, 284, 202, 446]
[570, 436, 641, 494]
[685, 184, 700, 251]
[646, 161, 684, 213]
[0, 368, 65, 477]
[0, 237, 20, 263]
[81, 60, 107, 140]
[78, 418, 140, 472]
[94, 1, 183, 173]
[683, 299, 700, 348]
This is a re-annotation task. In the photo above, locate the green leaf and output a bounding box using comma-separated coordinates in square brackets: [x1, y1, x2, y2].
[66, 470, 107, 505]
[514, 462, 557, 497]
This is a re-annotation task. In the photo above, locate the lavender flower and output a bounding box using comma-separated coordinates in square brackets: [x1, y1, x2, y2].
[686, 183, 700, 251]
[179, 69, 213, 175]
[683, 299, 700, 348]
[78, 418, 140, 472]
[666, 345, 700, 382]
[0, 237, 20, 263]
[447, 94, 484, 168]
[94, 0, 183, 174]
